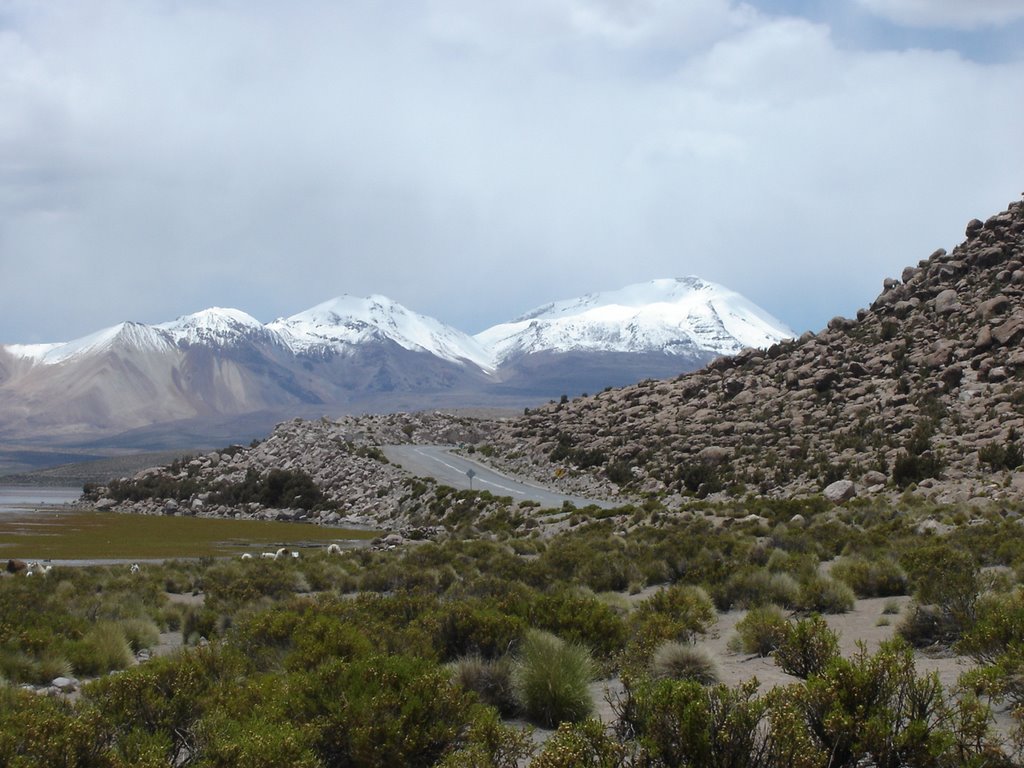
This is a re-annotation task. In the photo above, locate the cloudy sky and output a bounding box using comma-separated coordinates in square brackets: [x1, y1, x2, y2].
[1, 0, 1022, 344]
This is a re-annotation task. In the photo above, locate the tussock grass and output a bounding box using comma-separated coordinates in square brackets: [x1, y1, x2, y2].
[514, 630, 595, 727]
[120, 618, 161, 652]
[450, 654, 518, 716]
[72, 622, 134, 675]
[650, 642, 720, 685]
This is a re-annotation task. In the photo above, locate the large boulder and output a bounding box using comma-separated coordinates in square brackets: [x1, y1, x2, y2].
[823, 479, 857, 503]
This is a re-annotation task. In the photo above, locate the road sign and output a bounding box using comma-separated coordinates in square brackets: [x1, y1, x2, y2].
[466, 468, 476, 490]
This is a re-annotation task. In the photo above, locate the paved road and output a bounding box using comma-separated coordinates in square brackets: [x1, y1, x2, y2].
[381, 445, 617, 510]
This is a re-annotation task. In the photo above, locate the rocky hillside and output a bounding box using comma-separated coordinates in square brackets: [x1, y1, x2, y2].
[481, 198, 1024, 506]
[80, 412, 498, 531]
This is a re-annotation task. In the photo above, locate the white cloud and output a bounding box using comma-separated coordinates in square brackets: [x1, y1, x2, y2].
[0, 1, 1021, 344]
[854, 0, 1024, 29]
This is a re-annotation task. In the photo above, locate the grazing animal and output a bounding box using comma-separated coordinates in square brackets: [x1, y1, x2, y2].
[24, 570, 34, 577]
[276, 547, 288, 559]
[291, 551, 300, 559]
[41, 565, 53, 575]
[129, 563, 141, 574]
[6, 559, 27, 574]
[240, 553, 253, 560]
[326, 543, 342, 555]
[260, 552, 277, 559]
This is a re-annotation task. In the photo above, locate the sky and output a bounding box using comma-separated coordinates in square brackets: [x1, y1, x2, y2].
[1, 0, 1023, 344]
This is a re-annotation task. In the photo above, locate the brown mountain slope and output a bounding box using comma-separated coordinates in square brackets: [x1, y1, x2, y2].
[484, 197, 1024, 504]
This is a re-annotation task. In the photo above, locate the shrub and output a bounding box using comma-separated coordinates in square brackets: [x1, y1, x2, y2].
[796, 575, 855, 614]
[714, 569, 799, 611]
[650, 642, 720, 685]
[450, 654, 518, 716]
[514, 630, 595, 727]
[529, 719, 624, 768]
[830, 555, 908, 597]
[615, 678, 768, 767]
[774, 615, 840, 679]
[767, 640, 999, 766]
[435, 709, 534, 768]
[435, 602, 525, 661]
[633, 584, 717, 638]
[901, 543, 979, 637]
[729, 606, 789, 657]
[896, 604, 959, 648]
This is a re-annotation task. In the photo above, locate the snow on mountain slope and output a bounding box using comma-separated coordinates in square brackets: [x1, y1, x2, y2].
[475, 278, 793, 364]
[7, 322, 176, 365]
[269, 295, 495, 371]
[156, 307, 279, 347]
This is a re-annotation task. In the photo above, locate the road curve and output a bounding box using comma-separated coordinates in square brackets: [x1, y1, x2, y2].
[381, 445, 618, 510]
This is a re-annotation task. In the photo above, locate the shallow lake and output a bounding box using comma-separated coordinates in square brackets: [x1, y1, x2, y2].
[0, 485, 376, 560]
[0, 485, 81, 514]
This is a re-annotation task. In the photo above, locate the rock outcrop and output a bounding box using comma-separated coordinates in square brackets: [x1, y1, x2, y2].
[82, 411, 497, 529]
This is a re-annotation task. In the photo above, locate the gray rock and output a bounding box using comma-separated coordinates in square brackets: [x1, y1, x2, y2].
[51, 676, 78, 692]
[861, 470, 888, 486]
[823, 479, 857, 503]
[934, 289, 960, 315]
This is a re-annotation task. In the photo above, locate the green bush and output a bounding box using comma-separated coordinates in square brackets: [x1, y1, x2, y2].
[529, 719, 624, 768]
[435, 709, 534, 768]
[435, 601, 525, 661]
[830, 555, 908, 597]
[713, 569, 799, 610]
[767, 640, 998, 766]
[302, 654, 477, 768]
[514, 630, 595, 727]
[650, 642, 720, 685]
[796, 575, 855, 614]
[901, 542, 979, 638]
[633, 584, 717, 638]
[730, 606, 789, 657]
[774, 615, 840, 679]
[616, 678, 768, 767]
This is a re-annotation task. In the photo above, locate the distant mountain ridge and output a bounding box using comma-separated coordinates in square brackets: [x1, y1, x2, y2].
[0, 278, 792, 451]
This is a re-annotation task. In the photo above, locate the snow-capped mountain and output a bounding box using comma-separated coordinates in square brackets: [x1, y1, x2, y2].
[0, 279, 791, 448]
[475, 277, 793, 365]
[7, 321, 177, 365]
[269, 295, 494, 371]
[157, 307, 280, 348]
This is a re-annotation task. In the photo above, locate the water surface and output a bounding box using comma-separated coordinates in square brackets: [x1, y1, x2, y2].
[0, 485, 81, 514]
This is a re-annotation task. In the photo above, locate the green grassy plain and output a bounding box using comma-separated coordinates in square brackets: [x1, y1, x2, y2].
[0, 509, 377, 559]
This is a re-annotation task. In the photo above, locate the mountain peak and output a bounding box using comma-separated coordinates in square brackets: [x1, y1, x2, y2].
[476, 277, 793, 365]
[157, 307, 271, 347]
[268, 294, 494, 370]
